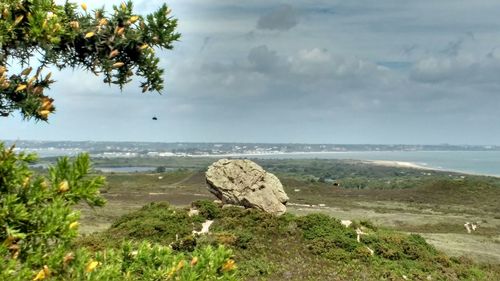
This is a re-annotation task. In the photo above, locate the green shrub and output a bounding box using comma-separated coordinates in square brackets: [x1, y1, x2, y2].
[171, 235, 197, 252]
[192, 200, 221, 220]
[353, 246, 374, 261]
[237, 257, 276, 277]
[1, 241, 237, 281]
[0, 144, 105, 262]
[359, 220, 378, 231]
[0, 144, 239, 280]
[296, 213, 356, 242]
[401, 234, 437, 260]
[109, 202, 197, 244]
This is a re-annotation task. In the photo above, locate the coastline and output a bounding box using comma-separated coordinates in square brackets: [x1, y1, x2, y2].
[34, 149, 500, 178]
[361, 160, 433, 170]
[363, 159, 500, 178]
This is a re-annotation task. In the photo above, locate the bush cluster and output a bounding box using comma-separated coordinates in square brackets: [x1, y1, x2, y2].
[0, 144, 238, 280]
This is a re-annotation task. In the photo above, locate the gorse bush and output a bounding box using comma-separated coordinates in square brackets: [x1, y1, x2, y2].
[0, 1, 236, 279]
[0, 0, 180, 120]
[0, 144, 238, 280]
[1, 239, 237, 281]
[0, 143, 105, 262]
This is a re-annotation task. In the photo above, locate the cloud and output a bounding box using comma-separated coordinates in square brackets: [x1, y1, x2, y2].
[440, 38, 464, 56]
[410, 54, 500, 85]
[5, 0, 500, 144]
[248, 45, 288, 73]
[257, 4, 299, 31]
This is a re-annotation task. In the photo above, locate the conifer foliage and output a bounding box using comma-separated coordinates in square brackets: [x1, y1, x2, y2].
[0, 0, 180, 121]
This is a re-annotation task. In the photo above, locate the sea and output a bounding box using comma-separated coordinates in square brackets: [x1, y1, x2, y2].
[24, 149, 500, 177]
[247, 151, 500, 177]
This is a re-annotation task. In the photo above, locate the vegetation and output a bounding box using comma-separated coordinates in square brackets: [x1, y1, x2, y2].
[78, 200, 500, 280]
[0, 0, 179, 120]
[0, 1, 240, 280]
[3, 143, 500, 279]
[42, 156, 500, 190]
[0, 144, 237, 280]
[2, 2, 499, 278]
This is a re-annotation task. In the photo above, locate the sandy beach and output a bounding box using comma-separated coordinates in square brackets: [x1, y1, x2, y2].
[363, 160, 433, 170]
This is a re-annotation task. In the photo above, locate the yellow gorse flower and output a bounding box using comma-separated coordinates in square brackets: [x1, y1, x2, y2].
[69, 21, 80, 29]
[33, 269, 45, 280]
[176, 260, 185, 271]
[14, 15, 23, 26]
[58, 180, 69, 192]
[221, 259, 236, 272]
[112, 62, 125, 68]
[69, 221, 79, 229]
[38, 110, 51, 119]
[190, 256, 198, 266]
[129, 16, 139, 23]
[33, 266, 50, 280]
[15, 84, 27, 92]
[109, 49, 119, 58]
[85, 260, 99, 273]
[116, 27, 125, 36]
[81, 3, 87, 12]
[22, 176, 30, 188]
[40, 99, 53, 111]
[85, 32, 95, 38]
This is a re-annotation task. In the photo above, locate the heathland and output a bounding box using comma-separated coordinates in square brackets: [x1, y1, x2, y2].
[44, 156, 500, 280]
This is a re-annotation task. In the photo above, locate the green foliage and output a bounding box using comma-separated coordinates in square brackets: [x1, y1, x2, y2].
[192, 199, 221, 220]
[155, 166, 167, 173]
[296, 213, 356, 241]
[0, 142, 105, 261]
[1, 240, 237, 281]
[0, 145, 239, 280]
[0, 0, 180, 120]
[365, 232, 438, 261]
[108, 202, 198, 245]
[79, 197, 500, 280]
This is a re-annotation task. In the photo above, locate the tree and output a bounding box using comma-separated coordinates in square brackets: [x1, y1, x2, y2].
[0, 0, 180, 121]
[0, 2, 239, 280]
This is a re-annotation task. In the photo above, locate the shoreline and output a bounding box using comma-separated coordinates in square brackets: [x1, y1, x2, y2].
[362, 160, 433, 170]
[364, 160, 500, 178]
[35, 150, 500, 178]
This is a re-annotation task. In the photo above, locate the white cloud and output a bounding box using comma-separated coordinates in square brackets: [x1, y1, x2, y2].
[4, 0, 500, 144]
[410, 54, 500, 85]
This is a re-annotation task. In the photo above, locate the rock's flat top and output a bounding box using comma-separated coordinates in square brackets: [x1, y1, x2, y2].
[206, 159, 288, 216]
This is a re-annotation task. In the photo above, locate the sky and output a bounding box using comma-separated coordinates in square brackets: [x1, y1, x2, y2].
[2, 0, 500, 144]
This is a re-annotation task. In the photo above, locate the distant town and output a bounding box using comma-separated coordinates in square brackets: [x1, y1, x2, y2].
[3, 140, 500, 158]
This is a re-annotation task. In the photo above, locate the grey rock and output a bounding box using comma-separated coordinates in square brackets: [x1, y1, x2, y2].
[205, 159, 288, 216]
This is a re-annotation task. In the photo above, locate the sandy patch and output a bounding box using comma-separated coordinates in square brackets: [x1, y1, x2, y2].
[363, 160, 432, 170]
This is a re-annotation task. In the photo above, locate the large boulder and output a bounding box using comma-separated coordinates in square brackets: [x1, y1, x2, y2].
[205, 159, 288, 216]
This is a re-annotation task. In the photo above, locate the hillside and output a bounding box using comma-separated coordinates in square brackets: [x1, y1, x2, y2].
[67, 158, 500, 279]
[78, 200, 500, 280]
